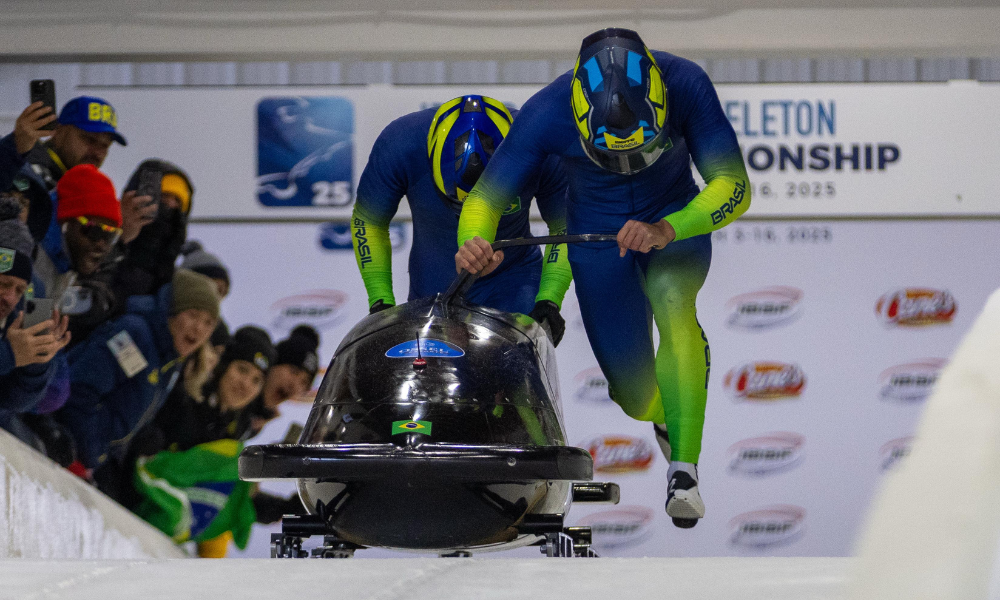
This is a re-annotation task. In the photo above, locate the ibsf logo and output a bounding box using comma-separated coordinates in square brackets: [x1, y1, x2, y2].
[875, 289, 956, 327]
[727, 433, 805, 476]
[724, 362, 805, 401]
[577, 506, 655, 550]
[726, 287, 803, 330]
[878, 359, 946, 402]
[880, 437, 914, 471]
[730, 505, 806, 548]
[584, 436, 655, 474]
[574, 367, 613, 404]
[270, 290, 348, 330]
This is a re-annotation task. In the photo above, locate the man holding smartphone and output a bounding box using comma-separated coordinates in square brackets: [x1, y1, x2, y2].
[0, 196, 71, 447]
[0, 93, 157, 249]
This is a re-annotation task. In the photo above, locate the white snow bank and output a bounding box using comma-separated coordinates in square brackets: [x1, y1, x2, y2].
[0, 427, 183, 559]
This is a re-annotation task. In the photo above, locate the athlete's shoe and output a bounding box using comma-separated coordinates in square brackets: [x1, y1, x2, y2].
[666, 470, 705, 529]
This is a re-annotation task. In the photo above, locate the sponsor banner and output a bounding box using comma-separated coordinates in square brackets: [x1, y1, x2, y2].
[724, 362, 805, 401]
[583, 435, 655, 474]
[880, 437, 914, 471]
[94, 81, 1000, 220]
[878, 359, 946, 402]
[875, 289, 956, 327]
[576, 506, 655, 550]
[728, 432, 805, 477]
[573, 367, 613, 404]
[725, 286, 803, 330]
[268, 290, 349, 331]
[257, 97, 354, 208]
[729, 505, 806, 549]
[723, 83, 998, 216]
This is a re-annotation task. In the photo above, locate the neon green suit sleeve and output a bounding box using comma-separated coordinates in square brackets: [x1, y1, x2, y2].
[351, 203, 395, 308]
[536, 236, 572, 308]
[534, 160, 572, 308]
[663, 174, 750, 242]
[662, 67, 751, 241]
[457, 193, 504, 245]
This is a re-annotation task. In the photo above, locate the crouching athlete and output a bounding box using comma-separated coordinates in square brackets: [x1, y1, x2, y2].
[351, 95, 572, 344]
[454, 29, 751, 527]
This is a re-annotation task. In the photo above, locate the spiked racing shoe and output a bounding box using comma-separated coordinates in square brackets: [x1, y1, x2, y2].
[666, 470, 704, 529]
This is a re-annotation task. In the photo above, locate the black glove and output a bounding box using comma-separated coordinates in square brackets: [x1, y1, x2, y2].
[528, 300, 565, 347]
[369, 300, 394, 314]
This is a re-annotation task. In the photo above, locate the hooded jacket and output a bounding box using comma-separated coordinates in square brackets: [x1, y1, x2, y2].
[59, 282, 184, 468]
[110, 159, 194, 299]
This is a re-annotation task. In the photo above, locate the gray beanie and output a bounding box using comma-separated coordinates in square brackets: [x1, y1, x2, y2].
[171, 268, 221, 320]
[180, 240, 229, 287]
[0, 196, 34, 283]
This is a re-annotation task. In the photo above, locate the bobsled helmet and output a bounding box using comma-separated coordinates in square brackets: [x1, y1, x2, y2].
[571, 28, 669, 175]
[427, 95, 513, 212]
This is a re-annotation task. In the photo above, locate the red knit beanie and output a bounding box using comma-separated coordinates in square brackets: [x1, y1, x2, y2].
[56, 165, 122, 227]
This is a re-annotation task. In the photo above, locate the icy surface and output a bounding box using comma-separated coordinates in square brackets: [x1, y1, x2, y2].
[0, 557, 850, 600]
[0, 429, 183, 559]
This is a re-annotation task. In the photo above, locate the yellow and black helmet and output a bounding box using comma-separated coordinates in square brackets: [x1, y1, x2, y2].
[427, 95, 512, 212]
[571, 28, 670, 175]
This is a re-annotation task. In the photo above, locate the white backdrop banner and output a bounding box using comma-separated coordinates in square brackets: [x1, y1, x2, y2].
[188, 218, 1000, 558]
[89, 80, 1000, 220]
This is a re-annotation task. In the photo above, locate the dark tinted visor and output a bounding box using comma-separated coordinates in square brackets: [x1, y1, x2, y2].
[581, 127, 670, 175]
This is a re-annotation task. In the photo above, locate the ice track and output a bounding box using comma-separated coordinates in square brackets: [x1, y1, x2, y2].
[1, 557, 850, 600]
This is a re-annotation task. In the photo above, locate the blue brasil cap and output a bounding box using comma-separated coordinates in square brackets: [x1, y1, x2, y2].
[58, 96, 127, 146]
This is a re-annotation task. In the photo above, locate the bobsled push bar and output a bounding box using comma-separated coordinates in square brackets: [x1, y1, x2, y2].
[442, 234, 619, 305]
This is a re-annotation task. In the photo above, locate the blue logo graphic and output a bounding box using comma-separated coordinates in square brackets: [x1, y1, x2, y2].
[318, 222, 408, 251]
[257, 97, 354, 207]
[386, 339, 465, 358]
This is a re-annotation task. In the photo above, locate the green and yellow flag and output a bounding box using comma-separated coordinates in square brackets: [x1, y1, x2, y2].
[392, 420, 432, 435]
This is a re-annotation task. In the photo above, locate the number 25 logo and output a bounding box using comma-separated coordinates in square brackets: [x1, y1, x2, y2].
[312, 181, 351, 206]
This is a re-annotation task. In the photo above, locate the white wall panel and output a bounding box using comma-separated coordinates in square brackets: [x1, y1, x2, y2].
[186, 218, 1000, 557]
[81, 81, 1000, 222]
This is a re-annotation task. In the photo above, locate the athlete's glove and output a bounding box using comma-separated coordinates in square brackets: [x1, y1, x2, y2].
[369, 300, 394, 314]
[528, 300, 565, 347]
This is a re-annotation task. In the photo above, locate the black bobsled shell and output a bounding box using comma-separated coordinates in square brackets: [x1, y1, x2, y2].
[240, 296, 590, 551]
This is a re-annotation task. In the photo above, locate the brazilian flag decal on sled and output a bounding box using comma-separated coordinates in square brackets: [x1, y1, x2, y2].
[392, 420, 433, 435]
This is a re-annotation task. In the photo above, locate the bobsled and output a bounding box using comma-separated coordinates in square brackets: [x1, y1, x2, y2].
[239, 235, 620, 558]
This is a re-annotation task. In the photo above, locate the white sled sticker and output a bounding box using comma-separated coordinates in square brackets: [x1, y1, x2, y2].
[107, 331, 149, 378]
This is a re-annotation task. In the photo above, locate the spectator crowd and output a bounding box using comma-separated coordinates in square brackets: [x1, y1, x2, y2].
[0, 96, 321, 557]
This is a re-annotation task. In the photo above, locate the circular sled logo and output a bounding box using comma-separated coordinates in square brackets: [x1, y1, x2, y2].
[875, 288, 956, 327]
[726, 286, 803, 330]
[577, 505, 655, 550]
[584, 435, 655, 474]
[270, 290, 348, 331]
[727, 432, 805, 477]
[724, 362, 805, 402]
[385, 339, 465, 358]
[878, 359, 946, 402]
[729, 505, 806, 549]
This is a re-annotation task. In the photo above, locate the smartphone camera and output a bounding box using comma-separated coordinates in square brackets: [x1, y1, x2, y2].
[29, 79, 57, 131]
